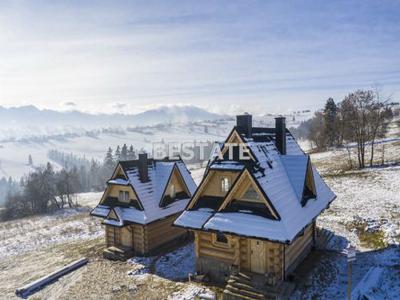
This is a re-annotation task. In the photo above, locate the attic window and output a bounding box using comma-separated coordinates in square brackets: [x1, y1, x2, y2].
[119, 191, 129, 203]
[242, 186, 260, 201]
[221, 177, 230, 193]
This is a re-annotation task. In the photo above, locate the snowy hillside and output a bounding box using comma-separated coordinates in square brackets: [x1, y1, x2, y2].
[0, 111, 312, 179]
[0, 105, 226, 140]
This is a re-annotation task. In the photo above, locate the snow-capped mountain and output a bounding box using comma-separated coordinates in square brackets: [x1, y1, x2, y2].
[0, 105, 227, 134]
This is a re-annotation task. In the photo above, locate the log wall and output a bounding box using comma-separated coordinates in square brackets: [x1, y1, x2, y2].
[105, 214, 186, 256]
[284, 223, 314, 276]
[194, 232, 284, 282]
[143, 213, 187, 254]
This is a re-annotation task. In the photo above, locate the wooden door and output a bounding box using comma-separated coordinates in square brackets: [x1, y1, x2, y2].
[250, 239, 266, 274]
[121, 226, 133, 249]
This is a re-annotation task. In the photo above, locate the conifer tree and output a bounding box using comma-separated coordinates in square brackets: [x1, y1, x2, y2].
[120, 144, 128, 161]
[114, 145, 121, 162]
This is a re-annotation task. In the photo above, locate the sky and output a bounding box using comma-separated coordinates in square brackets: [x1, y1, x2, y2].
[0, 0, 399, 115]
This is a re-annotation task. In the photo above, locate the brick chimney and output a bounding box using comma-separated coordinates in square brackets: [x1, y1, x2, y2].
[138, 153, 149, 182]
[275, 117, 286, 155]
[236, 114, 252, 138]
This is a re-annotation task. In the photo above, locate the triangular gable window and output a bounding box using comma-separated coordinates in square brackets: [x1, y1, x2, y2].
[159, 165, 190, 207]
[219, 170, 279, 220]
[242, 186, 261, 202]
[301, 161, 317, 206]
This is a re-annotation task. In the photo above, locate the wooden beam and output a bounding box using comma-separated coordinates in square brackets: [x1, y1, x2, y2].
[16, 258, 88, 298]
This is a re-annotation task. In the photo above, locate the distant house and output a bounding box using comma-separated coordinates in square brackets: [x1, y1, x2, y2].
[174, 114, 336, 297]
[91, 153, 196, 259]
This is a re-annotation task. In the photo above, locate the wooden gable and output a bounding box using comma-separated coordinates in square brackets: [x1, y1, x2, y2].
[159, 164, 191, 207]
[301, 159, 317, 206]
[112, 163, 128, 180]
[220, 128, 255, 161]
[100, 163, 144, 210]
[187, 169, 241, 210]
[107, 208, 119, 221]
[218, 169, 279, 220]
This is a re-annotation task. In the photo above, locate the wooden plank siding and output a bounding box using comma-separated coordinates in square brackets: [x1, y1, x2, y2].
[284, 223, 314, 276]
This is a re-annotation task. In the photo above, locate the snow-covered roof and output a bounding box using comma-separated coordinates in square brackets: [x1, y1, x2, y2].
[209, 161, 245, 171]
[174, 129, 336, 244]
[91, 158, 197, 226]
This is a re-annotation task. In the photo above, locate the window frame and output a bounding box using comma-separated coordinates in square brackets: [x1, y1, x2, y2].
[118, 191, 124, 202]
[220, 177, 230, 193]
[170, 184, 176, 199]
[241, 185, 262, 202]
[212, 232, 230, 248]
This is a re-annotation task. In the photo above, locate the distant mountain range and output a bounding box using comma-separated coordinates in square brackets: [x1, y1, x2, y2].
[0, 105, 228, 129]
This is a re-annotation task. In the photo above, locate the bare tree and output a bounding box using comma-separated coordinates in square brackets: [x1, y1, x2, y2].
[340, 90, 393, 168]
[56, 167, 80, 208]
[340, 90, 374, 168]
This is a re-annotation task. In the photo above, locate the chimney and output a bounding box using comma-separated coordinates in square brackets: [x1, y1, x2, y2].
[275, 117, 286, 155]
[236, 114, 252, 138]
[138, 153, 149, 182]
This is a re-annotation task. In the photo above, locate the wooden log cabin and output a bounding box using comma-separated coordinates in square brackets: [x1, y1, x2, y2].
[91, 153, 196, 259]
[174, 114, 336, 297]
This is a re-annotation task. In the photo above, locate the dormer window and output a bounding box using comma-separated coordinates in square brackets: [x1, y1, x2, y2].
[221, 177, 230, 193]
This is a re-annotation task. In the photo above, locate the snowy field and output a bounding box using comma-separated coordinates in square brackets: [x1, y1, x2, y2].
[291, 138, 400, 299]
[0, 121, 230, 179]
[0, 112, 311, 179]
[1, 135, 400, 298]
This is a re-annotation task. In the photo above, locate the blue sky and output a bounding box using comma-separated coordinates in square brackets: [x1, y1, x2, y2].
[0, 1, 399, 114]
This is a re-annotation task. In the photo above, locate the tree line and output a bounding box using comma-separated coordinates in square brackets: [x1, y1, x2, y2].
[293, 89, 398, 168]
[1, 144, 142, 221]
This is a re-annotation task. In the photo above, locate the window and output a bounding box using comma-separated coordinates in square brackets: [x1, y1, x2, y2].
[212, 232, 230, 248]
[216, 233, 228, 244]
[242, 186, 260, 201]
[221, 177, 230, 192]
[170, 184, 176, 199]
[118, 191, 130, 203]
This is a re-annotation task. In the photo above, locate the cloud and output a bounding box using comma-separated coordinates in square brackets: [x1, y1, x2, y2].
[0, 1, 399, 113]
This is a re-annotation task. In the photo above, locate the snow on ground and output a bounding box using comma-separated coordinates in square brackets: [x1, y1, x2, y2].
[156, 243, 196, 280]
[74, 191, 103, 207]
[291, 246, 400, 299]
[0, 122, 229, 179]
[0, 207, 102, 259]
[168, 284, 215, 300]
[188, 167, 205, 186]
[127, 243, 196, 280]
[290, 141, 400, 299]
[318, 165, 400, 250]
